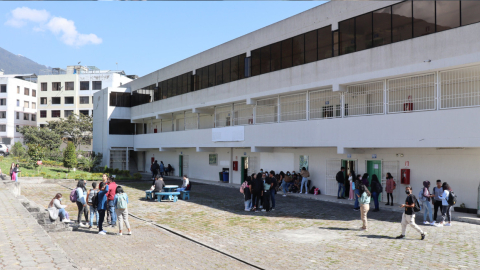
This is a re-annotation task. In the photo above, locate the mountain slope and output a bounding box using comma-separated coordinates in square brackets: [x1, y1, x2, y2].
[0, 46, 49, 75]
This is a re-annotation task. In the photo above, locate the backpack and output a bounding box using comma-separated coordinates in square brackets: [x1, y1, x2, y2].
[92, 193, 99, 208]
[240, 181, 248, 194]
[412, 195, 421, 212]
[448, 191, 457, 206]
[70, 189, 77, 203]
[309, 186, 316, 194]
[87, 189, 98, 204]
[418, 189, 426, 202]
[116, 193, 128, 209]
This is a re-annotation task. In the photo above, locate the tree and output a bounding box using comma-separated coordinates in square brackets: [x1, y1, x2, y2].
[78, 152, 103, 172]
[27, 144, 46, 169]
[19, 126, 61, 150]
[11, 142, 26, 158]
[63, 142, 77, 171]
[48, 114, 93, 150]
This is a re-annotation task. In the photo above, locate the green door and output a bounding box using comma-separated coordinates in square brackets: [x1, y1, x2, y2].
[241, 157, 246, 184]
[366, 160, 382, 199]
[179, 155, 183, 177]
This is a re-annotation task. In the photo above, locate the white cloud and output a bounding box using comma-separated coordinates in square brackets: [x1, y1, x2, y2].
[5, 7, 50, 27]
[5, 7, 102, 47]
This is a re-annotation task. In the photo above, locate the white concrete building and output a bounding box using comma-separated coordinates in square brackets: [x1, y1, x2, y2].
[94, 1, 480, 208]
[0, 72, 38, 146]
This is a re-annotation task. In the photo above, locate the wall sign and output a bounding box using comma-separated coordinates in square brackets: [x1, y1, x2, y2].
[405, 161, 409, 167]
[244, 152, 247, 156]
[209, 154, 217, 165]
[347, 154, 352, 158]
[372, 154, 377, 159]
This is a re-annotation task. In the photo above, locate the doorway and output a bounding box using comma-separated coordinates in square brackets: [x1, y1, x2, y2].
[179, 155, 183, 177]
[341, 159, 356, 198]
[241, 157, 248, 183]
[366, 160, 382, 200]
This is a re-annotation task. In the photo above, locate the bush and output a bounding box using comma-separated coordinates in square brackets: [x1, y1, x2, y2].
[11, 142, 26, 158]
[124, 171, 131, 178]
[42, 160, 63, 167]
[63, 142, 77, 171]
[113, 168, 119, 175]
[104, 165, 108, 173]
[45, 148, 63, 162]
[27, 144, 46, 169]
[133, 172, 142, 180]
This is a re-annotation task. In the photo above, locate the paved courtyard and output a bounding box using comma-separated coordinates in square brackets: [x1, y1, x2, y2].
[20, 180, 480, 269]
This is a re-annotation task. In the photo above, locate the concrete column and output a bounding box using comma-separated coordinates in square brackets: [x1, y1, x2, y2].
[436, 71, 440, 110]
[126, 147, 129, 171]
[229, 147, 233, 183]
[277, 96, 280, 123]
[384, 79, 387, 114]
[306, 91, 310, 120]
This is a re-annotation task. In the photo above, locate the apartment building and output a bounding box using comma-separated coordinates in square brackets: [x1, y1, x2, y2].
[94, 1, 480, 207]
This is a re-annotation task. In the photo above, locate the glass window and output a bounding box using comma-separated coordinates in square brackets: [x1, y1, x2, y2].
[17, 86, 20, 93]
[109, 92, 130, 107]
[251, 48, 261, 76]
[0, 99, 5, 105]
[79, 110, 89, 116]
[230, 56, 239, 81]
[24, 101, 29, 108]
[92, 81, 102, 90]
[0, 125, 5, 132]
[41, 97, 47, 104]
[172, 76, 178, 97]
[436, 1, 460, 32]
[32, 90, 36, 97]
[356, 13, 373, 51]
[109, 119, 135, 135]
[52, 97, 61, 104]
[222, 59, 231, 84]
[292, 34, 305, 66]
[187, 73, 192, 92]
[162, 81, 168, 99]
[201, 66, 209, 89]
[208, 64, 215, 87]
[392, 0, 413, 43]
[16, 112, 19, 119]
[260, 45, 270, 74]
[52, 82, 61, 91]
[32, 102, 36, 109]
[0, 111, 5, 118]
[0, 85, 5, 93]
[65, 97, 74, 104]
[24, 113, 29, 120]
[16, 125, 19, 132]
[64, 110, 73, 117]
[41, 83, 47, 91]
[373, 7, 392, 47]
[339, 18, 355, 55]
[16, 99, 19, 106]
[413, 1, 435, 38]
[215, 61, 223, 85]
[239, 54, 246, 79]
[40, 111, 46, 118]
[31, 114, 36, 121]
[461, 1, 480, 26]
[182, 73, 188, 94]
[167, 78, 173, 98]
[270, 41, 282, 71]
[80, 81, 89, 90]
[318, 26, 333, 60]
[281, 39, 292, 69]
[52, 110, 61, 118]
[65, 81, 74, 90]
[305, 30, 317, 64]
[194, 69, 201, 91]
[24, 88, 29, 95]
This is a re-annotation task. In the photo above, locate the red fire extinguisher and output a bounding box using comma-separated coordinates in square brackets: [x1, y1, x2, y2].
[404, 95, 413, 111]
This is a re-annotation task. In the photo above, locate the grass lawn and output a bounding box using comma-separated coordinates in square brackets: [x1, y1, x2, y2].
[0, 156, 137, 181]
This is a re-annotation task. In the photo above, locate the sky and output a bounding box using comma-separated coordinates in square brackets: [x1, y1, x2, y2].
[0, 2, 326, 77]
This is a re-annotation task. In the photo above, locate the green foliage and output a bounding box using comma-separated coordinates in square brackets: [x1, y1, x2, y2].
[19, 126, 61, 150]
[63, 142, 77, 171]
[0, 156, 3, 163]
[27, 144, 46, 168]
[75, 173, 88, 180]
[47, 114, 93, 150]
[11, 142, 26, 158]
[42, 160, 63, 167]
[113, 168, 119, 175]
[77, 152, 103, 172]
[124, 171, 131, 178]
[104, 165, 108, 173]
[133, 172, 142, 180]
[45, 148, 63, 162]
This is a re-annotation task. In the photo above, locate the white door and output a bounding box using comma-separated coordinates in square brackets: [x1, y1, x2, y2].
[183, 155, 189, 176]
[247, 156, 257, 176]
[326, 159, 341, 196]
[381, 161, 399, 203]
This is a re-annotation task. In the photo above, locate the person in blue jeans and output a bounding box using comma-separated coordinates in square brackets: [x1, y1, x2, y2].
[86, 182, 99, 229]
[97, 182, 109, 235]
[370, 174, 382, 212]
[353, 174, 362, 211]
[299, 167, 310, 194]
[336, 167, 346, 199]
[420, 181, 435, 225]
[159, 161, 165, 177]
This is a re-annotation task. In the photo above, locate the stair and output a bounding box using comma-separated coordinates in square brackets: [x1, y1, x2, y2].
[18, 197, 72, 233]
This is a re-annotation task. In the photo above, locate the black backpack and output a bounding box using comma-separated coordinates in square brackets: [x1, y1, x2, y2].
[448, 191, 457, 206]
[309, 186, 316, 194]
[412, 195, 421, 212]
[92, 193, 99, 208]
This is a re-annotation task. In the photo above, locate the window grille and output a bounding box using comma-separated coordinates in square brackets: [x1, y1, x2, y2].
[388, 73, 436, 113]
[309, 89, 341, 119]
[440, 65, 480, 109]
[161, 120, 173, 132]
[280, 92, 307, 121]
[199, 114, 214, 129]
[256, 97, 278, 124]
[185, 112, 198, 130]
[233, 103, 254, 125]
[110, 150, 126, 170]
[215, 105, 232, 127]
[345, 81, 384, 116]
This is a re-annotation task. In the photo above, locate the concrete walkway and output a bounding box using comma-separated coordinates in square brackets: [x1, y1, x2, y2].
[0, 187, 75, 269]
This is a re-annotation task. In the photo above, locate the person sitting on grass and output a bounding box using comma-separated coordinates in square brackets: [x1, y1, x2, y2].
[48, 193, 71, 223]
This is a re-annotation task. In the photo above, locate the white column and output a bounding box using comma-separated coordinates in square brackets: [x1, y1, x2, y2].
[384, 79, 388, 114]
[229, 147, 233, 183]
[341, 93, 345, 118]
[126, 147, 129, 171]
[436, 71, 440, 110]
[306, 91, 310, 120]
[277, 95, 280, 123]
[214, 106, 216, 128]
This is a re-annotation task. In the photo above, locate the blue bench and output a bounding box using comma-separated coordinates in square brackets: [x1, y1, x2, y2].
[155, 192, 180, 202]
[180, 190, 190, 200]
[145, 190, 153, 200]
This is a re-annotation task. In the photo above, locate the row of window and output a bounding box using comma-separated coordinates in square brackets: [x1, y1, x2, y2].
[39, 110, 91, 118]
[0, 112, 38, 121]
[40, 81, 102, 91]
[0, 85, 37, 96]
[40, 96, 90, 105]
[14, 100, 36, 109]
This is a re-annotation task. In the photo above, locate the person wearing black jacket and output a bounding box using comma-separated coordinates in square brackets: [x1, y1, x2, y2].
[269, 171, 277, 211]
[151, 160, 160, 179]
[336, 167, 346, 199]
[262, 173, 273, 212]
[370, 174, 382, 212]
[251, 173, 264, 211]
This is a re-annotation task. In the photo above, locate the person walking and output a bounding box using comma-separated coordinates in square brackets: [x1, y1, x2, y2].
[436, 182, 453, 227]
[396, 186, 426, 240]
[269, 171, 277, 210]
[385, 172, 396, 206]
[151, 160, 160, 179]
[159, 161, 165, 177]
[75, 180, 88, 227]
[299, 167, 310, 194]
[357, 184, 371, 231]
[97, 182, 109, 235]
[432, 179, 443, 223]
[281, 171, 293, 196]
[336, 167, 346, 199]
[11, 163, 20, 182]
[86, 182, 99, 229]
[106, 177, 118, 228]
[9, 163, 15, 181]
[114, 186, 132, 236]
[370, 174, 382, 212]
[419, 181, 435, 226]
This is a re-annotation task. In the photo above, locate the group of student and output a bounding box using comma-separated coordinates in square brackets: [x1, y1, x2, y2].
[9, 162, 21, 182]
[150, 160, 174, 179]
[150, 175, 190, 200]
[47, 174, 132, 236]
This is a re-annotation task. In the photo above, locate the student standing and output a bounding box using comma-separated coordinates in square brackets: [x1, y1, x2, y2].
[396, 186, 426, 240]
[336, 167, 346, 199]
[299, 167, 310, 194]
[82, 180, 90, 225]
[370, 174, 382, 212]
[114, 186, 132, 236]
[106, 177, 118, 228]
[97, 182, 109, 235]
[261, 173, 273, 212]
[348, 173, 354, 200]
[269, 171, 277, 210]
[357, 184, 371, 231]
[432, 180, 444, 223]
[436, 182, 453, 227]
[86, 182, 99, 229]
[243, 176, 252, 211]
[385, 173, 396, 206]
[251, 173, 263, 211]
[419, 181, 435, 225]
[353, 174, 362, 211]
[75, 180, 88, 227]
[9, 163, 15, 181]
[159, 161, 165, 177]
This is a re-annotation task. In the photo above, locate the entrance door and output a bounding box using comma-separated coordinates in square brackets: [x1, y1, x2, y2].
[326, 159, 341, 196]
[366, 160, 382, 199]
[341, 159, 357, 198]
[241, 157, 248, 183]
[179, 155, 183, 177]
[183, 155, 189, 177]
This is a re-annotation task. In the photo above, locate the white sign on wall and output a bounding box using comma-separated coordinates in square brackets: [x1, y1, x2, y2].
[212, 126, 244, 142]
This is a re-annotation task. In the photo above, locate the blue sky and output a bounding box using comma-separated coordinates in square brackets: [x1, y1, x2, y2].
[1, 2, 325, 77]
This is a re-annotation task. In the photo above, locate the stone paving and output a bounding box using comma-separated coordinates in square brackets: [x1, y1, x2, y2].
[21, 180, 480, 269]
[0, 188, 75, 270]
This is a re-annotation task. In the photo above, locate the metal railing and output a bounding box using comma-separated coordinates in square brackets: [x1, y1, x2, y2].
[280, 92, 307, 122]
[256, 97, 278, 124]
[345, 81, 384, 116]
[388, 73, 436, 113]
[233, 103, 254, 126]
[214, 105, 232, 128]
[309, 88, 341, 119]
[185, 112, 198, 130]
[440, 65, 480, 109]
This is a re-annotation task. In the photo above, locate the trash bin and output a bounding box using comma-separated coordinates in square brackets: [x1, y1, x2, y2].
[223, 171, 229, 182]
[219, 172, 223, 181]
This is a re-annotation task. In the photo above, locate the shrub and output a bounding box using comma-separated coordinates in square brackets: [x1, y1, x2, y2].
[11, 142, 26, 158]
[63, 142, 77, 171]
[133, 172, 142, 180]
[42, 160, 63, 167]
[104, 165, 108, 173]
[113, 168, 119, 175]
[27, 144, 46, 169]
[124, 171, 131, 178]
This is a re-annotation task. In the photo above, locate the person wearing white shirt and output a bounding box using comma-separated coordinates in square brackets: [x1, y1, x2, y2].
[436, 182, 452, 227]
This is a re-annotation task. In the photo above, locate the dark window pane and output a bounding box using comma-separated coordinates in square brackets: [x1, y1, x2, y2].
[215, 62, 223, 85]
[333, 31, 339, 56]
[392, 0, 413, 43]
[436, 1, 460, 32]
[187, 73, 192, 92]
[270, 41, 282, 71]
[162, 81, 168, 99]
[109, 119, 135, 135]
[281, 39, 292, 69]
[201, 67, 209, 89]
[52, 97, 61, 104]
[195, 69, 201, 90]
[373, 7, 392, 47]
[80, 81, 89, 90]
[318, 26, 332, 60]
[413, 1, 435, 38]
[356, 13, 373, 51]
[461, 1, 480, 26]
[52, 110, 61, 118]
[260, 45, 270, 74]
[223, 59, 230, 84]
[305, 30, 317, 63]
[92, 81, 102, 90]
[251, 49, 261, 76]
[41, 83, 47, 91]
[64, 97, 74, 104]
[292, 34, 305, 66]
[167, 79, 173, 98]
[40, 111, 46, 118]
[183, 73, 188, 94]
[80, 110, 89, 116]
[173, 77, 179, 97]
[238, 54, 246, 79]
[65, 82, 74, 90]
[231, 56, 239, 81]
[339, 18, 355, 55]
[208, 64, 215, 87]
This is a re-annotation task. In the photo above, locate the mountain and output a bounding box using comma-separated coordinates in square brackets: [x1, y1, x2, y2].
[0, 46, 50, 75]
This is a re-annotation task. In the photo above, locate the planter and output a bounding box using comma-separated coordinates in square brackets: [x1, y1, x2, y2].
[454, 207, 477, 214]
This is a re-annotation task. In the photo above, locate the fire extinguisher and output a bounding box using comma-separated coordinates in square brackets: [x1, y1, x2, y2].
[404, 95, 413, 111]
